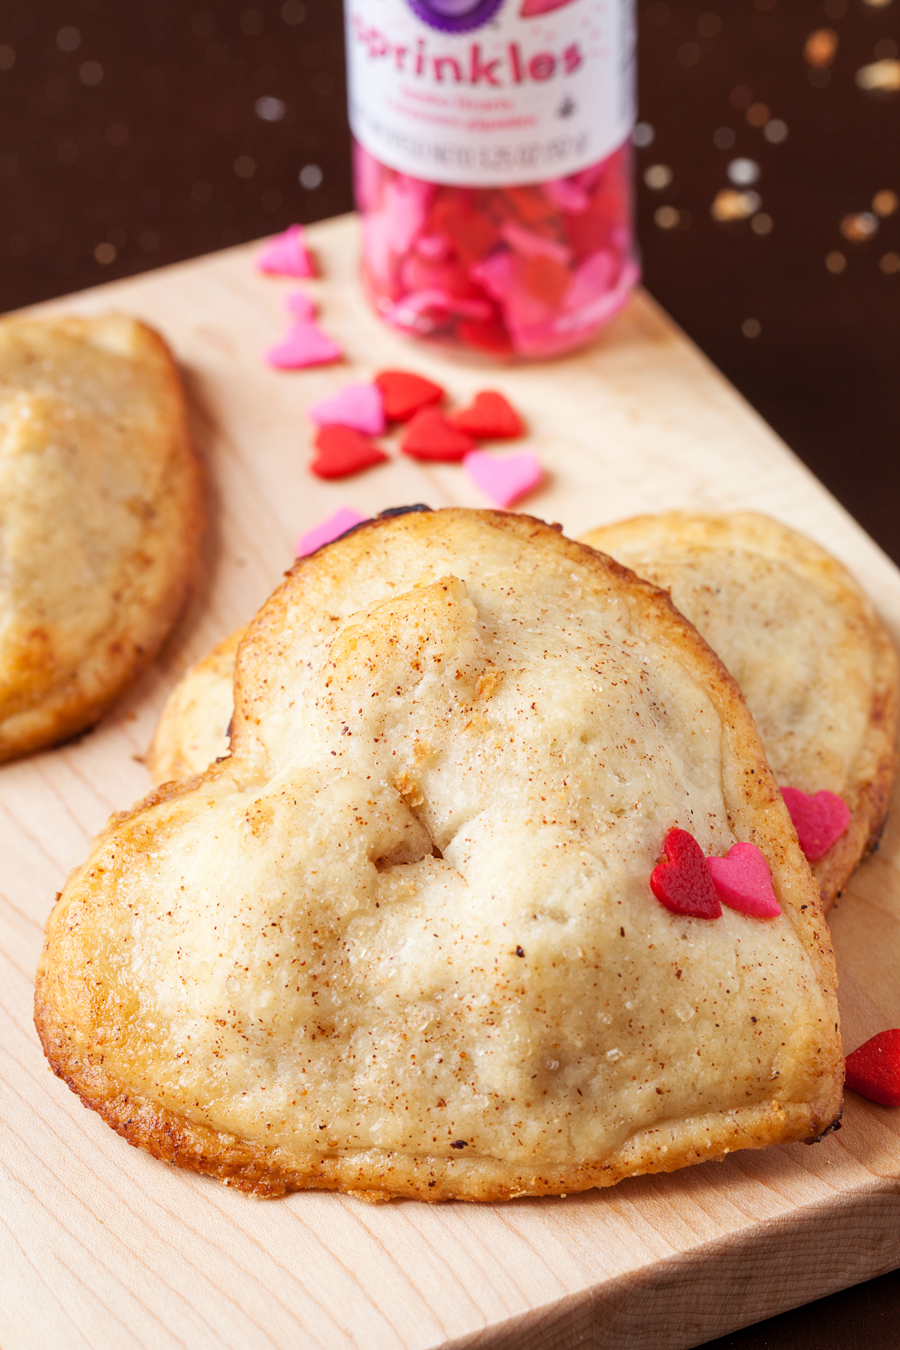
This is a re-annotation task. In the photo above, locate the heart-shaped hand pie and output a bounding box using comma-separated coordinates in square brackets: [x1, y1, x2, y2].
[650, 828, 722, 920]
[845, 1029, 900, 1106]
[707, 843, 781, 918]
[781, 787, 850, 861]
[0, 314, 203, 764]
[36, 510, 842, 1201]
[580, 511, 900, 912]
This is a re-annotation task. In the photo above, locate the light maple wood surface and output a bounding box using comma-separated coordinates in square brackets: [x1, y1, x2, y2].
[2, 214, 899, 1350]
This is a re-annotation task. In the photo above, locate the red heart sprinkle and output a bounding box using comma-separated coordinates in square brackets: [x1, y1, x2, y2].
[650, 828, 722, 920]
[707, 842, 781, 918]
[374, 370, 445, 422]
[400, 409, 476, 462]
[521, 254, 572, 307]
[427, 198, 500, 266]
[781, 787, 851, 861]
[845, 1029, 900, 1106]
[310, 426, 388, 480]
[457, 317, 514, 358]
[449, 391, 525, 439]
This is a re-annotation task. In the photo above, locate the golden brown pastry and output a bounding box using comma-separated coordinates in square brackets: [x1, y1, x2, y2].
[147, 628, 244, 784]
[36, 508, 842, 1201]
[0, 313, 203, 762]
[581, 512, 899, 909]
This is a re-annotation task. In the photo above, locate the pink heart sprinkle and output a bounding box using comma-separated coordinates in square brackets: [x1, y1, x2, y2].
[471, 251, 563, 354]
[464, 450, 543, 508]
[471, 251, 516, 303]
[707, 842, 781, 918]
[296, 507, 367, 558]
[781, 787, 851, 861]
[544, 177, 590, 214]
[384, 176, 433, 254]
[500, 220, 572, 265]
[308, 382, 385, 435]
[285, 292, 316, 320]
[416, 234, 451, 260]
[354, 141, 382, 212]
[386, 290, 493, 326]
[565, 250, 615, 312]
[265, 322, 343, 369]
[258, 224, 314, 278]
[362, 210, 395, 286]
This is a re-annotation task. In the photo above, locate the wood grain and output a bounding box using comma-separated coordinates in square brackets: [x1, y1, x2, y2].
[2, 214, 899, 1350]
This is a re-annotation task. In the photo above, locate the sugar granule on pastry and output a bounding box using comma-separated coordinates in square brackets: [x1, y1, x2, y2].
[36, 508, 842, 1201]
[581, 512, 899, 910]
[0, 313, 204, 763]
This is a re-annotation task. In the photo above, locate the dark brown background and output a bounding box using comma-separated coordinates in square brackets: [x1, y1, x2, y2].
[1, 2, 899, 1345]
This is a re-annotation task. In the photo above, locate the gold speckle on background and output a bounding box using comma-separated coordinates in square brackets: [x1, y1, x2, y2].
[840, 212, 878, 242]
[805, 29, 839, 68]
[856, 59, 900, 91]
[872, 190, 899, 217]
[654, 205, 681, 229]
[712, 189, 761, 221]
[644, 164, 674, 189]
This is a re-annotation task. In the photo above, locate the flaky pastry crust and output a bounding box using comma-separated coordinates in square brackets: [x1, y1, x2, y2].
[147, 628, 244, 784]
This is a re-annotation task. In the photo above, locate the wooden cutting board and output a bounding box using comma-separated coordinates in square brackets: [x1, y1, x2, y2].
[3, 214, 899, 1350]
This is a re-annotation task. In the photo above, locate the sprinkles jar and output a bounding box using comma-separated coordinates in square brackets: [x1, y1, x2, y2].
[345, 0, 639, 359]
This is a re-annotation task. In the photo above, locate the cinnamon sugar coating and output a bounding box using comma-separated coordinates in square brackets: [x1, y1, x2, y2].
[37, 510, 841, 1200]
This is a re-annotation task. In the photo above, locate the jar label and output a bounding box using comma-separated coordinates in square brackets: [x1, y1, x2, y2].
[345, 0, 635, 186]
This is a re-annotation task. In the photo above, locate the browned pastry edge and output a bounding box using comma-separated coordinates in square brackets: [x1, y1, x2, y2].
[146, 627, 245, 784]
[814, 627, 898, 909]
[35, 509, 842, 1200]
[30, 1041, 830, 1201]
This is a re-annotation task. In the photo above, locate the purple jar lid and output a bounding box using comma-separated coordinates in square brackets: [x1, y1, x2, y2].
[406, 0, 506, 34]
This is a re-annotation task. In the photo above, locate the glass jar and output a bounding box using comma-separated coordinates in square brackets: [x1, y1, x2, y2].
[345, 0, 638, 360]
